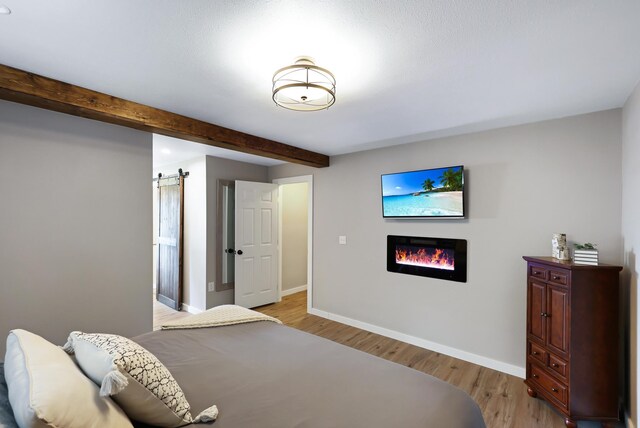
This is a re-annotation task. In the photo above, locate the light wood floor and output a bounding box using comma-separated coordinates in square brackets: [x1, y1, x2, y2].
[153, 292, 615, 428]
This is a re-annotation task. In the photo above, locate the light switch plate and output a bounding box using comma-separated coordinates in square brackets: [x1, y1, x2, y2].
[339, 236, 347, 245]
[207, 282, 215, 292]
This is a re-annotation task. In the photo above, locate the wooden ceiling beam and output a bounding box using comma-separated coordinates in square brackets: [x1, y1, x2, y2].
[0, 64, 330, 168]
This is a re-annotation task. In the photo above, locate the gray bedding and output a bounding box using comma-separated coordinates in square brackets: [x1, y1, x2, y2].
[0, 364, 18, 428]
[132, 322, 486, 428]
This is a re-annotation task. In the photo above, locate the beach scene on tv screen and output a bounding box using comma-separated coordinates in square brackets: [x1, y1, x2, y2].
[382, 166, 463, 217]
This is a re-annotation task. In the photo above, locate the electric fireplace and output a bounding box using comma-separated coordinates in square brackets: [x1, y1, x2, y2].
[387, 235, 467, 282]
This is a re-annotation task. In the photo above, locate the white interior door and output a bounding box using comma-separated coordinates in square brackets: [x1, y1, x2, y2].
[234, 180, 279, 308]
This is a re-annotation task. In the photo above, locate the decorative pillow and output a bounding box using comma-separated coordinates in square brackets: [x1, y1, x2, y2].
[64, 332, 217, 427]
[3, 329, 133, 428]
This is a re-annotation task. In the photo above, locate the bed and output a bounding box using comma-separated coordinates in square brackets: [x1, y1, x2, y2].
[0, 362, 18, 428]
[1, 319, 485, 428]
[132, 321, 485, 428]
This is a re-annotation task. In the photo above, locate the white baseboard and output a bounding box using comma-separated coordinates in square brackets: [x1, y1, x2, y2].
[281, 284, 308, 297]
[308, 307, 525, 379]
[181, 303, 203, 314]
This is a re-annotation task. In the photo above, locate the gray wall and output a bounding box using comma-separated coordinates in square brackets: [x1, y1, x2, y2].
[622, 81, 640, 428]
[154, 157, 208, 311]
[205, 156, 268, 308]
[0, 100, 153, 358]
[269, 109, 623, 372]
[281, 182, 309, 291]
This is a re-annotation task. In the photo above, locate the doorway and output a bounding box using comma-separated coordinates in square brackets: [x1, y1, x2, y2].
[155, 171, 187, 310]
[273, 175, 313, 312]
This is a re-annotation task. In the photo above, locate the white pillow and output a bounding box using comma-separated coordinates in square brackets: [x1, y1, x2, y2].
[3, 329, 133, 428]
[64, 331, 217, 427]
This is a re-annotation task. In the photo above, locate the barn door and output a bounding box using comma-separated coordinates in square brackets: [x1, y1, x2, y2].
[234, 180, 279, 308]
[156, 171, 186, 310]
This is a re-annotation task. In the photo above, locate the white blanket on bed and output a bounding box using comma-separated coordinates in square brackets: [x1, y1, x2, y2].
[161, 304, 282, 330]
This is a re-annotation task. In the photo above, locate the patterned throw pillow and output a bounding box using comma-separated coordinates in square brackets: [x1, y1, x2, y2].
[64, 332, 217, 427]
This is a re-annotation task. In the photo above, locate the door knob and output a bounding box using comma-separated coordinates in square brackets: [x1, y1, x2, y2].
[237, 250, 243, 255]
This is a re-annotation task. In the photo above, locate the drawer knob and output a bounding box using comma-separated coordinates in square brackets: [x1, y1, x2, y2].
[540, 312, 549, 318]
[532, 351, 538, 355]
[551, 363, 559, 368]
[551, 387, 558, 393]
[553, 275, 560, 280]
[532, 374, 538, 378]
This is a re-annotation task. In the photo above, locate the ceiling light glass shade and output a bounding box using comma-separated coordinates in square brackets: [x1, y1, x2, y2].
[272, 57, 336, 111]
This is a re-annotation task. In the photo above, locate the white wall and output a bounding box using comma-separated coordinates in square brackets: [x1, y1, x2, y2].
[0, 100, 153, 358]
[152, 181, 158, 290]
[623, 80, 640, 428]
[269, 109, 623, 375]
[154, 157, 207, 311]
[281, 182, 309, 291]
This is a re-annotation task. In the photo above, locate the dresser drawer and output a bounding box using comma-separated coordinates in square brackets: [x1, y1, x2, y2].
[549, 269, 569, 286]
[530, 364, 568, 407]
[529, 265, 547, 280]
[548, 353, 568, 380]
[528, 341, 547, 365]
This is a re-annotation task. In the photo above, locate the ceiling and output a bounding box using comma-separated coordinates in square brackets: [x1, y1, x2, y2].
[2, 1, 640, 165]
[153, 134, 283, 167]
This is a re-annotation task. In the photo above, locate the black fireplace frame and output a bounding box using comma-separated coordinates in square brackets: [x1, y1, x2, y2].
[387, 235, 467, 283]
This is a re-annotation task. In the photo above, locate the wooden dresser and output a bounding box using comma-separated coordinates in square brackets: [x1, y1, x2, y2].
[523, 256, 622, 427]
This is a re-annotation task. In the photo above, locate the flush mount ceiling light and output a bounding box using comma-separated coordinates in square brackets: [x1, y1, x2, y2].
[0, 5, 11, 14]
[272, 57, 336, 111]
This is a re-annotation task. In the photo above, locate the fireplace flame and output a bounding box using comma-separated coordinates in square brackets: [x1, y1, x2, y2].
[395, 245, 455, 271]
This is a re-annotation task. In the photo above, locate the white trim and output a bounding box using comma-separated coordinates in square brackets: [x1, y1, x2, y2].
[181, 303, 204, 314]
[281, 284, 308, 297]
[627, 412, 635, 428]
[272, 175, 313, 313]
[308, 307, 525, 378]
[276, 182, 284, 302]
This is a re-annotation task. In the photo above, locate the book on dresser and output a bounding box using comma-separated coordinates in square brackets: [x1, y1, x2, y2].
[523, 256, 622, 428]
[573, 250, 599, 265]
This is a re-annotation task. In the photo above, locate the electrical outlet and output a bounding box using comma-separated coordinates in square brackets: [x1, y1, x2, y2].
[207, 282, 215, 292]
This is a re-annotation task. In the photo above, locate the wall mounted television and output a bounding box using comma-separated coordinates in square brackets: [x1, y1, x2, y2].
[381, 165, 465, 219]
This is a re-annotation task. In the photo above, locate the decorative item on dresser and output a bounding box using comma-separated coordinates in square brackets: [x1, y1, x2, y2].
[573, 242, 599, 265]
[551, 233, 570, 260]
[523, 256, 622, 427]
